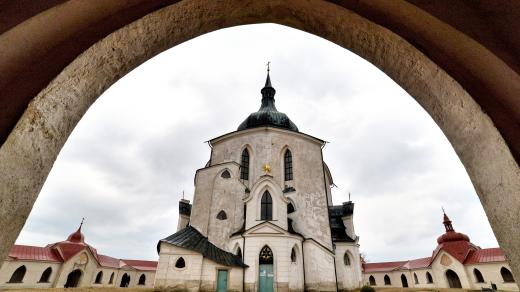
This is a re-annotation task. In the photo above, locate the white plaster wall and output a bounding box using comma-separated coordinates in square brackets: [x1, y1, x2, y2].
[211, 128, 332, 249]
[155, 243, 203, 289]
[302, 240, 336, 291]
[430, 251, 471, 289]
[335, 243, 362, 290]
[200, 258, 243, 292]
[53, 249, 99, 288]
[245, 177, 288, 231]
[0, 260, 61, 289]
[465, 263, 519, 291]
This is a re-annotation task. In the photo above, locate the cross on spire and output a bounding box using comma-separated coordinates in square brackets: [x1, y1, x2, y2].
[267, 61, 270, 73]
[80, 217, 85, 228]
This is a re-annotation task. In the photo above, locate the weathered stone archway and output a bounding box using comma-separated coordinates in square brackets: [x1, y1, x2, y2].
[0, 0, 519, 286]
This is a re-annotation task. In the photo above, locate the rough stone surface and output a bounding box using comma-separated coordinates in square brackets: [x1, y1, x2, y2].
[0, 0, 519, 289]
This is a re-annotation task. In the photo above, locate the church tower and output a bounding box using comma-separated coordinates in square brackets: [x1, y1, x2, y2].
[155, 70, 362, 292]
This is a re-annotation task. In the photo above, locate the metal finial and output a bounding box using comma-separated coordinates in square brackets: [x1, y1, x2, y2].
[442, 206, 446, 214]
[267, 61, 270, 73]
[182, 190, 185, 200]
[348, 192, 351, 201]
[80, 217, 85, 228]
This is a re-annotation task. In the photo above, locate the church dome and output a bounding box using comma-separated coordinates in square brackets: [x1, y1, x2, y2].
[66, 220, 85, 244]
[237, 71, 298, 132]
[436, 212, 470, 244]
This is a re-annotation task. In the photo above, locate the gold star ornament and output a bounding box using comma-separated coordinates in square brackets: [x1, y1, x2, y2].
[263, 164, 271, 174]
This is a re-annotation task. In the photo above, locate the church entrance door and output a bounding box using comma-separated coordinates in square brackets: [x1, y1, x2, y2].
[259, 245, 274, 292]
[217, 270, 228, 292]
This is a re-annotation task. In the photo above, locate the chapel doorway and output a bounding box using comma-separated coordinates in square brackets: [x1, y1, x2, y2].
[120, 273, 130, 287]
[217, 270, 228, 292]
[401, 274, 408, 287]
[446, 269, 462, 288]
[64, 269, 82, 288]
[259, 245, 274, 292]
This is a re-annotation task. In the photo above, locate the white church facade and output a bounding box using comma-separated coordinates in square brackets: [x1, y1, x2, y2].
[155, 71, 363, 292]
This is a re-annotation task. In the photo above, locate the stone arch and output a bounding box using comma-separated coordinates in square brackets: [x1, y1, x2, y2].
[474, 268, 485, 283]
[120, 273, 130, 288]
[401, 274, 408, 287]
[138, 274, 146, 285]
[446, 269, 462, 288]
[233, 243, 242, 259]
[501, 267, 515, 283]
[109, 272, 114, 284]
[288, 244, 303, 291]
[384, 274, 391, 285]
[426, 271, 434, 283]
[175, 257, 186, 269]
[0, 0, 520, 281]
[220, 169, 231, 179]
[64, 269, 82, 288]
[344, 250, 352, 266]
[414, 272, 419, 284]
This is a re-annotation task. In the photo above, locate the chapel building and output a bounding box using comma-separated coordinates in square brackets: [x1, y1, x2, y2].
[0, 222, 157, 289]
[155, 71, 363, 291]
[363, 212, 518, 291]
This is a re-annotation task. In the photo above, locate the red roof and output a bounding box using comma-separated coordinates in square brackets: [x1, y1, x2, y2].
[122, 259, 158, 271]
[465, 248, 505, 264]
[363, 261, 407, 272]
[8, 245, 61, 262]
[98, 254, 121, 269]
[402, 257, 432, 269]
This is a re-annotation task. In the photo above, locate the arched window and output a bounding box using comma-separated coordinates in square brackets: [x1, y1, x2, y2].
[284, 150, 293, 181]
[240, 149, 249, 180]
[109, 272, 114, 284]
[261, 191, 272, 220]
[287, 202, 295, 214]
[64, 269, 82, 288]
[221, 170, 231, 178]
[446, 269, 462, 288]
[474, 268, 485, 283]
[291, 247, 297, 263]
[138, 274, 146, 285]
[259, 246, 273, 264]
[94, 271, 103, 284]
[401, 274, 408, 287]
[39, 267, 52, 283]
[344, 252, 351, 266]
[217, 210, 227, 220]
[175, 257, 186, 269]
[369, 275, 376, 286]
[414, 273, 419, 284]
[384, 275, 391, 285]
[426, 271, 433, 283]
[236, 246, 242, 259]
[120, 273, 130, 288]
[8, 265, 26, 283]
[501, 267, 515, 283]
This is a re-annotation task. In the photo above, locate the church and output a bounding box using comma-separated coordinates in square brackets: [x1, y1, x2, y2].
[363, 212, 518, 291]
[155, 71, 363, 292]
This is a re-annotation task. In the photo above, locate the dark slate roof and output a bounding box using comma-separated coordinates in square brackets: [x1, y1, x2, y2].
[329, 202, 355, 243]
[179, 200, 191, 216]
[237, 72, 298, 132]
[158, 226, 247, 268]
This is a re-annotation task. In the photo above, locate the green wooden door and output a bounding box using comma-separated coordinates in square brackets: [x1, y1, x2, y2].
[217, 270, 228, 292]
[259, 264, 274, 292]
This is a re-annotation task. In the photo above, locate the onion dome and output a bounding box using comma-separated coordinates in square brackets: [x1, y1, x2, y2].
[437, 211, 470, 244]
[237, 69, 299, 132]
[66, 219, 85, 244]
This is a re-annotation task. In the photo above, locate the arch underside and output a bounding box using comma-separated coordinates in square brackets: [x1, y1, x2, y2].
[0, 0, 519, 288]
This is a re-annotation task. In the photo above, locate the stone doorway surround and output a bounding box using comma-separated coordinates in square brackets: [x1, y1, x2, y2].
[0, 0, 519, 287]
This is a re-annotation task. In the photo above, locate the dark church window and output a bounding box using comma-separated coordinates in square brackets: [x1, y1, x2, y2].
[8, 265, 26, 283]
[240, 149, 249, 180]
[217, 210, 227, 220]
[501, 267, 515, 283]
[109, 272, 114, 284]
[94, 271, 103, 284]
[344, 252, 351, 265]
[221, 170, 231, 178]
[426, 271, 433, 283]
[284, 150, 293, 181]
[291, 247, 297, 263]
[414, 273, 419, 284]
[261, 191, 272, 220]
[287, 202, 295, 214]
[138, 274, 146, 285]
[236, 247, 242, 259]
[175, 257, 186, 269]
[369, 275, 376, 286]
[39, 267, 52, 283]
[474, 268, 485, 283]
[384, 275, 391, 285]
[259, 246, 273, 264]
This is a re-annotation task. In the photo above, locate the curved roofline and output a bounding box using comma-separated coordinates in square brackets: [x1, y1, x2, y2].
[208, 127, 326, 146]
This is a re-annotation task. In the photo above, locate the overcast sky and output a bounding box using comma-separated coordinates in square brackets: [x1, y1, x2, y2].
[16, 24, 498, 262]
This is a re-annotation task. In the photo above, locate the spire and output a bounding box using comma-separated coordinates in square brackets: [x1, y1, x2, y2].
[260, 62, 276, 110]
[66, 218, 85, 243]
[442, 208, 454, 232]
